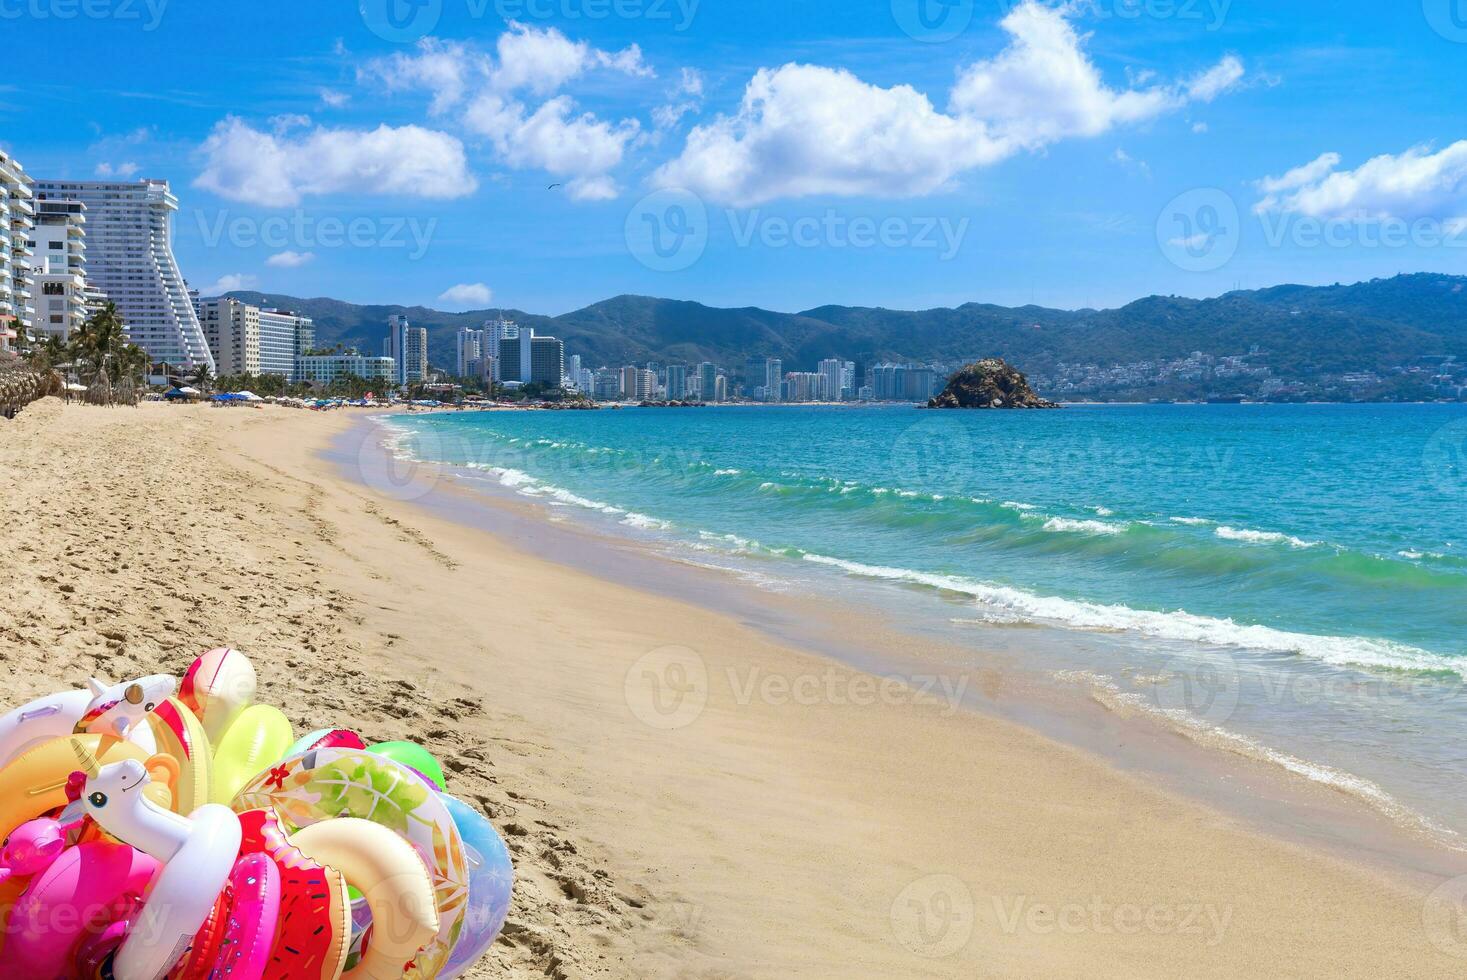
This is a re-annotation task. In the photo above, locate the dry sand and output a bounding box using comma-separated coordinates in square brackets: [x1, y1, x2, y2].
[0, 398, 1459, 978]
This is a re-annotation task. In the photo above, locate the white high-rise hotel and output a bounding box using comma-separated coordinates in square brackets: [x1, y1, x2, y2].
[33, 179, 215, 372]
[0, 150, 35, 353]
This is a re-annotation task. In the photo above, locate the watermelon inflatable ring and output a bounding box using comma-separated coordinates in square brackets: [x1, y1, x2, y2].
[233, 746, 471, 977]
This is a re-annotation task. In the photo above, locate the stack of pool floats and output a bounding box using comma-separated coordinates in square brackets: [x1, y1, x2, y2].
[0, 647, 513, 979]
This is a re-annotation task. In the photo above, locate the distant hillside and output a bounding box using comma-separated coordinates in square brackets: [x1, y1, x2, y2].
[228, 273, 1467, 389]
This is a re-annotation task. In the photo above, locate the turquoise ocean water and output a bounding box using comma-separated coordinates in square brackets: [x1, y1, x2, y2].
[381, 404, 1467, 844]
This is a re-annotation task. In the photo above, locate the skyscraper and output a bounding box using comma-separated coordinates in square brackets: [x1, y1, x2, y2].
[385, 314, 427, 385]
[196, 297, 260, 376]
[32, 179, 214, 371]
[766, 358, 783, 402]
[665, 364, 687, 400]
[529, 335, 564, 385]
[697, 362, 719, 403]
[818, 359, 844, 402]
[0, 150, 34, 353]
[456, 325, 483, 377]
[494, 322, 539, 384]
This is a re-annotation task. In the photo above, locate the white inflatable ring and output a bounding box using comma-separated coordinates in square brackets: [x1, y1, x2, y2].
[114, 804, 242, 980]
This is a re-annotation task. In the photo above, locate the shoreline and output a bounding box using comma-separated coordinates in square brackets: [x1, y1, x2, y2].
[347, 411, 1467, 889]
[5, 400, 1463, 977]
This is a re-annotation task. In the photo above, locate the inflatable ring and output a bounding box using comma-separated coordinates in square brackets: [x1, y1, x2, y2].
[115, 804, 240, 980]
[0, 675, 174, 770]
[284, 728, 366, 758]
[439, 793, 515, 979]
[0, 734, 152, 837]
[166, 887, 232, 980]
[234, 747, 469, 977]
[206, 852, 280, 980]
[210, 704, 294, 805]
[145, 698, 213, 813]
[291, 819, 438, 980]
[0, 840, 158, 974]
[238, 807, 352, 980]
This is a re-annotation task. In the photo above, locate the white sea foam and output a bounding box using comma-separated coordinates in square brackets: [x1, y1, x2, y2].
[1051, 670, 1457, 841]
[1215, 526, 1319, 549]
[713, 468, 742, 476]
[1042, 517, 1126, 536]
[1001, 501, 1036, 512]
[1170, 516, 1212, 526]
[1094, 506, 1115, 517]
[798, 553, 1460, 678]
[622, 512, 673, 530]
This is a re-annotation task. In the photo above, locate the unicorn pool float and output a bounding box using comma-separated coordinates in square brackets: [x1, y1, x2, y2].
[0, 648, 513, 979]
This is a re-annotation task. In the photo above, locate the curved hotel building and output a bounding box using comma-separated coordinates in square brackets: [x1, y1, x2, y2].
[32, 179, 214, 372]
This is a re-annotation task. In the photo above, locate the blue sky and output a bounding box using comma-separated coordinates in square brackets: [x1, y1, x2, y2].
[4, 0, 1466, 315]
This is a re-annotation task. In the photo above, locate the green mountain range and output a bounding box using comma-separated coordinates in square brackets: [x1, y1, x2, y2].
[228, 273, 1467, 391]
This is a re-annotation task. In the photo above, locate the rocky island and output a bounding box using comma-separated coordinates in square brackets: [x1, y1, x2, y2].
[928, 358, 1060, 409]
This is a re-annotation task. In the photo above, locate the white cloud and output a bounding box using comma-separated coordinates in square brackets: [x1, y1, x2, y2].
[654, 68, 706, 131]
[438, 282, 493, 309]
[265, 250, 315, 268]
[655, 2, 1244, 206]
[1253, 143, 1467, 222]
[360, 24, 651, 201]
[319, 88, 350, 108]
[492, 22, 650, 95]
[566, 175, 619, 201]
[654, 65, 1003, 205]
[360, 38, 488, 115]
[1192, 122, 1209, 134]
[466, 94, 639, 187]
[194, 117, 476, 206]
[95, 161, 139, 177]
[361, 24, 651, 110]
[200, 273, 257, 296]
[1185, 56, 1245, 103]
[269, 113, 312, 134]
[1112, 148, 1151, 178]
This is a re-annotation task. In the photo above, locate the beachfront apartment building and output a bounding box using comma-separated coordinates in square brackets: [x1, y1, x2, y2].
[818, 358, 856, 401]
[32, 179, 214, 373]
[697, 362, 718, 402]
[257, 308, 311, 380]
[197, 297, 260, 376]
[385, 315, 427, 385]
[197, 298, 315, 381]
[0, 151, 36, 353]
[531, 335, 564, 386]
[26, 198, 91, 343]
[665, 363, 688, 400]
[743, 357, 784, 402]
[296, 351, 395, 386]
[867, 363, 939, 401]
[456, 325, 483, 377]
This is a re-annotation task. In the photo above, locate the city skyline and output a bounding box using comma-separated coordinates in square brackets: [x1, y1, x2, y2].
[4, 2, 1466, 318]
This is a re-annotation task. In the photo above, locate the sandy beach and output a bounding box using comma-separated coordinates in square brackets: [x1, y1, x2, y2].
[1, 398, 1460, 978]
